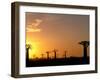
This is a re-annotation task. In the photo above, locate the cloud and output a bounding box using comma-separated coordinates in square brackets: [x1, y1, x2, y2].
[26, 19, 42, 32]
[26, 27, 41, 32]
[32, 19, 42, 27]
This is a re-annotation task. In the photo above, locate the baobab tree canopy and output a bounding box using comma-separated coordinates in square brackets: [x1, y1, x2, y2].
[26, 44, 31, 49]
[79, 41, 89, 47]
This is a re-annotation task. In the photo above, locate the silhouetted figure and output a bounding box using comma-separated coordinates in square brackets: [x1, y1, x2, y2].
[26, 44, 31, 63]
[53, 49, 58, 59]
[79, 41, 89, 64]
[46, 51, 50, 59]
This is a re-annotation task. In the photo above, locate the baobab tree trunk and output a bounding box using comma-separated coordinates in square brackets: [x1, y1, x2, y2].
[53, 49, 58, 59]
[41, 54, 44, 59]
[83, 46, 87, 64]
[46, 51, 50, 59]
[83, 46, 87, 58]
[64, 51, 67, 59]
[26, 48, 29, 63]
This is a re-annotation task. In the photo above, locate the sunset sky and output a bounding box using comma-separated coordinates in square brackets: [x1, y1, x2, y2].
[25, 12, 89, 59]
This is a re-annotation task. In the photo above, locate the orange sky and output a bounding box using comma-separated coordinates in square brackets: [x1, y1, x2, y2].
[25, 12, 89, 59]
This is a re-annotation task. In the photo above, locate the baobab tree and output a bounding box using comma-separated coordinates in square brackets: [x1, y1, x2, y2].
[33, 55, 36, 59]
[46, 51, 50, 59]
[26, 44, 31, 62]
[79, 41, 89, 64]
[79, 41, 89, 63]
[53, 49, 58, 59]
[41, 53, 44, 59]
[64, 50, 67, 59]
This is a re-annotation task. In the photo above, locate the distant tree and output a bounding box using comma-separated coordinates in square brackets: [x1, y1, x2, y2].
[41, 53, 44, 59]
[33, 55, 36, 59]
[46, 51, 50, 59]
[64, 50, 67, 59]
[79, 41, 89, 58]
[26, 44, 31, 61]
[53, 49, 58, 59]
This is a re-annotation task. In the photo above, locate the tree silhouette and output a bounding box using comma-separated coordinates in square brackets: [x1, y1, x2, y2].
[26, 44, 31, 62]
[33, 55, 36, 59]
[79, 41, 89, 63]
[53, 49, 58, 59]
[64, 50, 67, 59]
[41, 53, 44, 59]
[46, 51, 50, 59]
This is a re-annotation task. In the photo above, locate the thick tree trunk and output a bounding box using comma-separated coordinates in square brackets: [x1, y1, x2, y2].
[26, 49, 29, 63]
[83, 46, 87, 64]
[83, 46, 87, 58]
